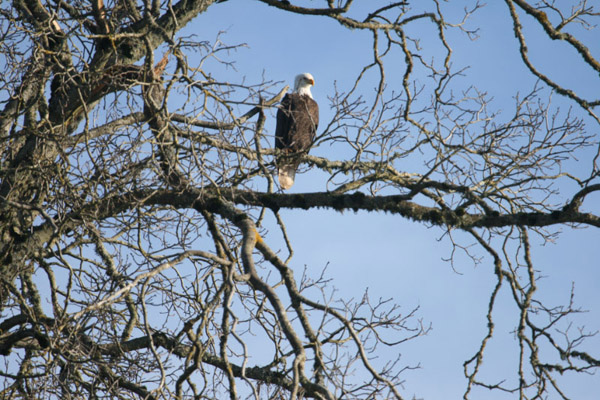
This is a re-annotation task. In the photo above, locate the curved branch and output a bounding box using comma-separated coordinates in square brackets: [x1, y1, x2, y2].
[504, 0, 600, 116]
[510, 0, 600, 76]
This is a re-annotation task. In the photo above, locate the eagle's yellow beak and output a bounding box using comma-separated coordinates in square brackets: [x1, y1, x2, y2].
[309, 78, 315, 86]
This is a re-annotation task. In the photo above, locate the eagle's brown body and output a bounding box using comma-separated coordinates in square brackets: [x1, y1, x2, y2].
[275, 92, 319, 189]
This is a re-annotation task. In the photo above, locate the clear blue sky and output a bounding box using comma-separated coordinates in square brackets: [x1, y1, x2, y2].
[181, 1, 600, 398]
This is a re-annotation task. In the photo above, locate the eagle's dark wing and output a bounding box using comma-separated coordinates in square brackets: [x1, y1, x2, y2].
[275, 94, 293, 151]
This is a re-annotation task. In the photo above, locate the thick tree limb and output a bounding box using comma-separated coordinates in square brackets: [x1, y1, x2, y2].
[20, 187, 599, 254]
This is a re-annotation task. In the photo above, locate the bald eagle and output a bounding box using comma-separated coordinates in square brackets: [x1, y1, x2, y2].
[275, 73, 319, 190]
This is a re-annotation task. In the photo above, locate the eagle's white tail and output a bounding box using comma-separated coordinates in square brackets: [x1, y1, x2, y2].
[278, 165, 296, 190]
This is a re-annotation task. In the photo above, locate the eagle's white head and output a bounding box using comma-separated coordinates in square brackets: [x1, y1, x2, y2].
[293, 73, 315, 98]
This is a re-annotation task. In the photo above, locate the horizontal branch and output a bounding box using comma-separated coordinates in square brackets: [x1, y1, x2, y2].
[12, 186, 598, 272]
[259, 0, 437, 30]
[169, 85, 289, 130]
[43, 187, 600, 235]
[98, 331, 312, 397]
[213, 189, 600, 229]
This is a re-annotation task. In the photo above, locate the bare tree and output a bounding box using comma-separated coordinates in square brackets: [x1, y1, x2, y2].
[1, 1, 599, 399]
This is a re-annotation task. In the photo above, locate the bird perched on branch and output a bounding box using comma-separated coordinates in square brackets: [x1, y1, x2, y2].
[275, 73, 319, 190]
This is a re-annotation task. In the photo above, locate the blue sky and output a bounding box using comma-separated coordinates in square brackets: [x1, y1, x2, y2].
[178, 1, 600, 398]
